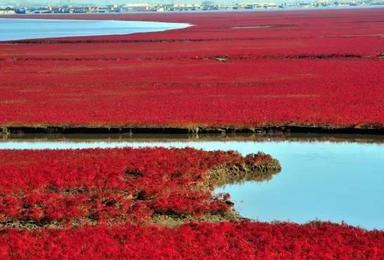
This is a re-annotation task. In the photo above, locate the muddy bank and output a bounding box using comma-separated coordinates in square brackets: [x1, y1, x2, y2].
[207, 153, 281, 187]
[1, 124, 384, 137]
[2, 132, 384, 145]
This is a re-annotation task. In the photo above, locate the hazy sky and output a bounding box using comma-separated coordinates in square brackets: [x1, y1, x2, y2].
[0, 0, 319, 7]
[1, 0, 288, 6]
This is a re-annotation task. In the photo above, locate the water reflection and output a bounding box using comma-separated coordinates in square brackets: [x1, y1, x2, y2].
[208, 154, 281, 188]
[214, 141, 384, 231]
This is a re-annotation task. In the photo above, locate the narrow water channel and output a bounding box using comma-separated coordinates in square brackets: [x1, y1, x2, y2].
[1, 137, 383, 230]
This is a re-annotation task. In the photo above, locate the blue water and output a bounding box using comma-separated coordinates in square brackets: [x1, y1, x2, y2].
[0, 18, 190, 41]
[0, 139, 383, 230]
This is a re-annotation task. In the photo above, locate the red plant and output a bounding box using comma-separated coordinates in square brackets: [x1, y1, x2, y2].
[0, 222, 383, 259]
[0, 148, 382, 258]
[0, 148, 276, 224]
[0, 9, 384, 129]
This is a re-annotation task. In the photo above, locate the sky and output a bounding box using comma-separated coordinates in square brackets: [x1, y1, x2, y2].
[4, 0, 212, 5]
[0, 0, 292, 6]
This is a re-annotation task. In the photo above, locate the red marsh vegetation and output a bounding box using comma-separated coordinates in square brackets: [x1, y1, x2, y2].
[0, 9, 384, 132]
[0, 148, 280, 226]
[0, 148, 383, 259]
[1, 221, 384, 259]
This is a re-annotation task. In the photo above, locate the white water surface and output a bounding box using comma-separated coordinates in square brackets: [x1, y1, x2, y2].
[0, 18, 190, 41]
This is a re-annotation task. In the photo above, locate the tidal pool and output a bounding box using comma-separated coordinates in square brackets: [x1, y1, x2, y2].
[0, 138, 383, 230]
[0, 18, 190, 41]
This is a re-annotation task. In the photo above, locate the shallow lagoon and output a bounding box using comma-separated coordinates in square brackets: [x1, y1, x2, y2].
[0, 18, 190, 41]
[0, 138, 383, 230]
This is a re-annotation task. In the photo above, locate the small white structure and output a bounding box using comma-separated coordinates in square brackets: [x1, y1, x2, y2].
[0, 8, 16, 15]
[125, 3, 151, 11]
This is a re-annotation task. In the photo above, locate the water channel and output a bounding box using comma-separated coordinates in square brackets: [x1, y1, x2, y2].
[1, 134, 383, 230]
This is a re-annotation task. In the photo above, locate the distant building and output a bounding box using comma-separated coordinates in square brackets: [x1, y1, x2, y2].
[15, 8, 26, 14]
[0, 7, 15, 15]
[125, 3, 151, 12]
[201, 1, 219, 10]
